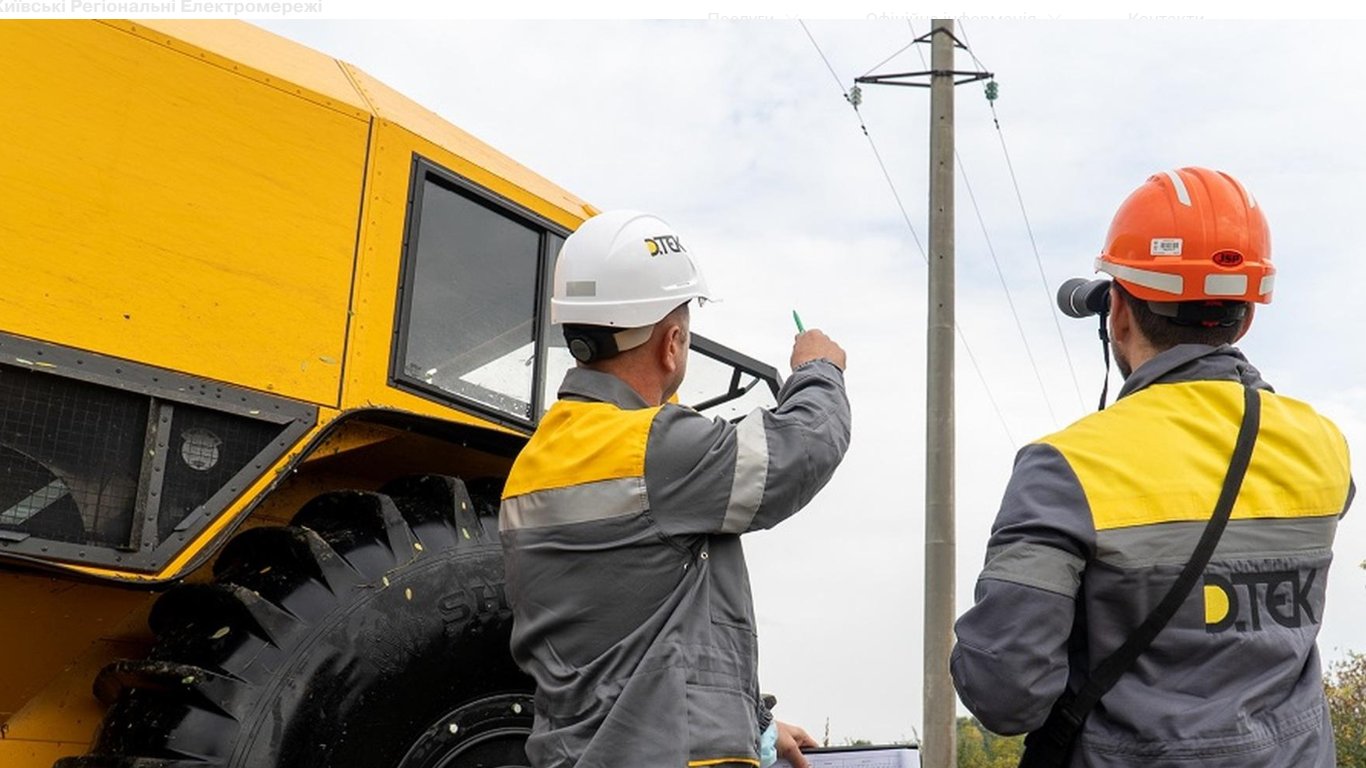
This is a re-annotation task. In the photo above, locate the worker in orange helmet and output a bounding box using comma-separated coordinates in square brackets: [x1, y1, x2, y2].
[952, 168, 1353, 767]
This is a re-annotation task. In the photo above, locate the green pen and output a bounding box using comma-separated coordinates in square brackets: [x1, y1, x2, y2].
[792, 310, 806, 333]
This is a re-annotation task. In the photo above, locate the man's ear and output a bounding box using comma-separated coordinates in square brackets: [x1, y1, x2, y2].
[658, 321, 684, 373]
[1108, 284, 1132, 343]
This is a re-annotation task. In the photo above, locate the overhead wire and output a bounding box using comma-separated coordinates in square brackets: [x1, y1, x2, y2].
[958, 155, 1059, 426]
[860, 38, 919, 78]
[798, 20, 925, 257]
[955, 20, 1089, 414]
[797, 19, 1017, 447]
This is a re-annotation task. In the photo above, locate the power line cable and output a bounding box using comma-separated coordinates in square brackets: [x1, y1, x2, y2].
[954, 20, 1088, 413]
[798, 19, 1017, 447]
[860, 39, 918, 78]
[958, 153, 1059, 425]
[800, 18, 849, 97]
[799, 20, 924, 256]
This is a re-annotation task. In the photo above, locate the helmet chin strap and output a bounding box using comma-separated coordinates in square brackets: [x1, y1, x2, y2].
[1098, 310, 1112, 411]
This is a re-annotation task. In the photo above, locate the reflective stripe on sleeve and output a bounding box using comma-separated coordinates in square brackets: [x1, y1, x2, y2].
[500, 477, 648, 532]
[981, 541, 1085, 597]
[720, 410, 770, 534]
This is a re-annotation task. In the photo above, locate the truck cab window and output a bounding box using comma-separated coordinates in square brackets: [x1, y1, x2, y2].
[397, 172, 545, 422]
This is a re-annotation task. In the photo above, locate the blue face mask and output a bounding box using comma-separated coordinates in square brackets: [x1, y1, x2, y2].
[759, 721, 779, 768]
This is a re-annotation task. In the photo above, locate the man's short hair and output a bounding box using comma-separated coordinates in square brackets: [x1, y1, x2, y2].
[1114, 282, 1246, 350]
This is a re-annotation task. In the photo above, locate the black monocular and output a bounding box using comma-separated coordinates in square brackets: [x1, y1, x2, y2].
[1057, 277, 1111, 318]
[1057, 277, 1114, 410]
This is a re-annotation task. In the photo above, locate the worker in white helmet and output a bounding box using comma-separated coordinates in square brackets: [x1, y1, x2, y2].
[500, 210, 851, 768]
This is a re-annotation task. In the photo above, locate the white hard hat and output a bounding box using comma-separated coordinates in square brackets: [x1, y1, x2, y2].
[552, 210, 712, 329]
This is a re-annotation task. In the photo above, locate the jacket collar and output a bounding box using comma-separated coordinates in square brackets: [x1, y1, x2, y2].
[1117, 343, 1273, 400]
[557, 366, 652, 410]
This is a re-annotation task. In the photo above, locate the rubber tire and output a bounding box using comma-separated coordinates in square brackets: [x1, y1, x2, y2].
[56, 475, 533, 768]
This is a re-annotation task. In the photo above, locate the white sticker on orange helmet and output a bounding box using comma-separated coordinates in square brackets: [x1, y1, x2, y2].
[1163, 170, 1193, 206]
[1151, 238, 1183, 256]
[1204, 274, 1249, 297]
[1096, 260, 1185, 296]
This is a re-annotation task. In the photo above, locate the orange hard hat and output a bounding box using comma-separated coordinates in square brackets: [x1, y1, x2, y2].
[1096, 167, 1273, 304]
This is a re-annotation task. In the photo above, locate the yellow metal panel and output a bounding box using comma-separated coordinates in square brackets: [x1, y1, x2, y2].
[0, 740, 90, 768]
[122, 19, 370, 119]
[0, 636, 147, 759]
[0, 21, 367, 405]
[0, 573, 153, 728]
[342, 63, 594, 231]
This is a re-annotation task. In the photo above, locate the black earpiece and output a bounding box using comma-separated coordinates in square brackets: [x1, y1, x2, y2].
[564, 326, 621, 363]
[569, 336, 597, 363]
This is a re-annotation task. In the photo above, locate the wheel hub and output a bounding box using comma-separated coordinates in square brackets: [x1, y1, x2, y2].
[397, 692, 535, 768]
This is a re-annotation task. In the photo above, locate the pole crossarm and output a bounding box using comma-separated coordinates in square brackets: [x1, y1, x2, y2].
[855, 70, 993, 88]
[908, 25, 971, 49]
[856, 24, 990, 89]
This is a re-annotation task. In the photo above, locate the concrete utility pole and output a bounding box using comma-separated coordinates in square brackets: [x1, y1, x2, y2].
[854, 21, 990, 768]
[923, 18, 956, 768]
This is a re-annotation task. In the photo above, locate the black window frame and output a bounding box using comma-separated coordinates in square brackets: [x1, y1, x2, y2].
[391, 155, 570, 432]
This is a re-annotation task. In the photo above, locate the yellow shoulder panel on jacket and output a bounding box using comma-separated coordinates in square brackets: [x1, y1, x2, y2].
[503, 401, 662, 498]
[1042, 381, 1351, 531]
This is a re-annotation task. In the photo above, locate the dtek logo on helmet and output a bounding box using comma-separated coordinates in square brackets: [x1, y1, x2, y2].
[643, 235, 685, 257]
[1203, 569, 1319, 633]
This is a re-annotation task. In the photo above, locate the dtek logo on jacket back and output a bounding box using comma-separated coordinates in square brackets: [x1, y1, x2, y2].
[1034, 379, 1346, 640]
[644, 235, 685, 257]
[1203, 569, 1319, 633]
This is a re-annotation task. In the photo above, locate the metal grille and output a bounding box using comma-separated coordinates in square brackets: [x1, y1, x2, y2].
[158, 403, 285, 539]
[0, 364, 147, 547]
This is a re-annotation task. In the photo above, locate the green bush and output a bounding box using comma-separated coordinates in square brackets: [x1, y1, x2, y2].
[1328, 651, 1366, 768]
[957, 716, 1023, 768]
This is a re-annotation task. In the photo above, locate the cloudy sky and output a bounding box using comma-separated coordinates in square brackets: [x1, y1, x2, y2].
[256, 13, 1366, 745]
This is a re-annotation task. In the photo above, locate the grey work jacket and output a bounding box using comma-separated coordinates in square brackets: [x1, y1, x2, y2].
[952, 345, 1354, 767]
[500, 360, 851, 768]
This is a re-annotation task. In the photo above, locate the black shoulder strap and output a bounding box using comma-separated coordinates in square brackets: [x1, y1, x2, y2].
[1021, 385, 1261, 765]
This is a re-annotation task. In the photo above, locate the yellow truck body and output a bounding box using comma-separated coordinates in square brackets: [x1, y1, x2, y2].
[1, 19, 609, 767]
